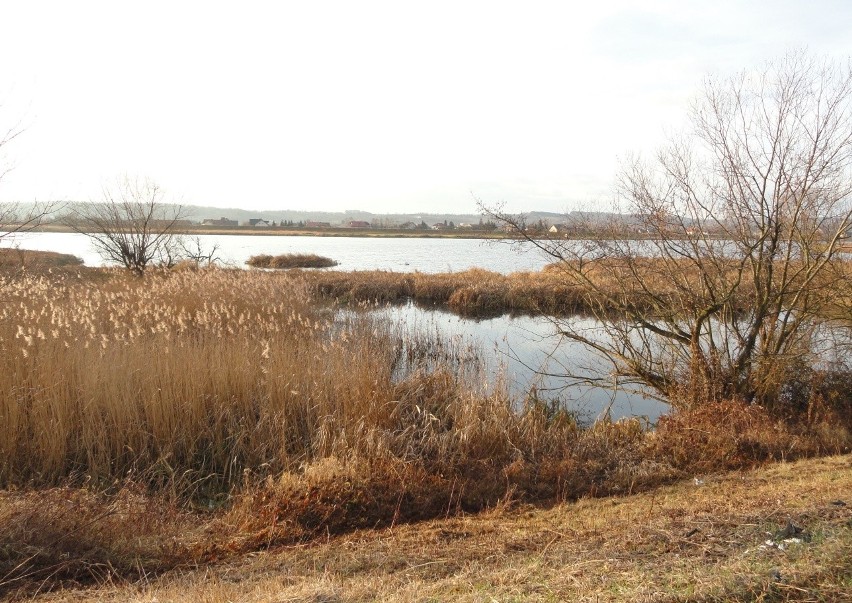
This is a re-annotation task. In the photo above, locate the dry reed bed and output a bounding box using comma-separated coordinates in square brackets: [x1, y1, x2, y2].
[0, 268, 645, 501]
[0, 249, 83, 269]
[0, 268, 408, 492]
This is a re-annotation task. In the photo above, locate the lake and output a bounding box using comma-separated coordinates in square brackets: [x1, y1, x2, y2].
[3, 231, 551, 274]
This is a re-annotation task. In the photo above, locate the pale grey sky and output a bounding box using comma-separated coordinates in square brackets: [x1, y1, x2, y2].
[1, 0, 850, 214]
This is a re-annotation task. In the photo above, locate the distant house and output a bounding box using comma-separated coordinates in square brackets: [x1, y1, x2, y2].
[202, 217, 238, 227]
[431, 223, 447, 230]
[305, 221, 331, 228]
[247, 218, 271, 227]
[346, 220, 371, 228]
[457, 223, 473, 229]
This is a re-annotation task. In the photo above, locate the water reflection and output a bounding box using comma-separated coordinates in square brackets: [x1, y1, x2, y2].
[374, 302, 670, 425]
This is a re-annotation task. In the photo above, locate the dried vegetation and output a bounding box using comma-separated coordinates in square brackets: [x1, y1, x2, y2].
[0, 266, 850, 598]
[300, 267, 587, 317]
[0, 249, 83, 270]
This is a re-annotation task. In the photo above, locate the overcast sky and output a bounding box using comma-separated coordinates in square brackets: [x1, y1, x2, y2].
[1, 1, 850, 214]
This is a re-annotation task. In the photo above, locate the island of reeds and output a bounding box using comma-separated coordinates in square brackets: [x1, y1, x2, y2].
[246, 253, 338, 269]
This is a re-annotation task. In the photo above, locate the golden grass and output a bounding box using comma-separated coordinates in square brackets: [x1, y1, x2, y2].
[0, 266, 847, 494]
[7, 454, 850, 602]
[0, 268, 440, 492]
[0, 268, 668, 501]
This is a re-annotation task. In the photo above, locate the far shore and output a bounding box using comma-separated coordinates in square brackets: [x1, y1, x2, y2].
[30, 223, 512, 239]
[24, 223, 729, 242]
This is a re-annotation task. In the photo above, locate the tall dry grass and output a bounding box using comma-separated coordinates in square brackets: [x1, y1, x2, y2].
[2, 267, 848, 499]
[0, 268, 405, 492]
[0, 268, 609, 503]
[0, 248, 83, 269]
[246, 253, 338, 269]
[296, 258, 852, 319]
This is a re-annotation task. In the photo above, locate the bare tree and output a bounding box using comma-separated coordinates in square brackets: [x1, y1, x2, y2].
[488, 53, 852, 411]
[69, 177, 190, 275]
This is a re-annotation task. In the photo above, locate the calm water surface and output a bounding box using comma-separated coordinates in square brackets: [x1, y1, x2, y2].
[5, 232, 549, 274]
[376, 303, 670, 424]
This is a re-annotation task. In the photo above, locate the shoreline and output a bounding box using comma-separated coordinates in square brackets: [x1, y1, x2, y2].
[30, 223, 513, 239]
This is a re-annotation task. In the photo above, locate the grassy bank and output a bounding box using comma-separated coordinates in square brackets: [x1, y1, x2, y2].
[4, 454, 850, 601]
[298, 267, 588, 316]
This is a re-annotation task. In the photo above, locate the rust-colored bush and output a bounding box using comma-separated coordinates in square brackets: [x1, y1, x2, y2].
[649, 400, 852, 474]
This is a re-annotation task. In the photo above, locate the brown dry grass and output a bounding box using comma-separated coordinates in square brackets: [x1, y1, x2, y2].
[0, 249, 84, 269]
[299, 268, 588, 317]
[246, 253, 338, 269]
[2, 395, 848, 598]
[294, 257, 852, 320]
[8, 454, 851, 602]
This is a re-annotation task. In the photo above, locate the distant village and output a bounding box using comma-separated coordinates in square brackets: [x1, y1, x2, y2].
[193, 215, 678, 236]
[198, 216, 500, 231]
[29, 200, 836, 238]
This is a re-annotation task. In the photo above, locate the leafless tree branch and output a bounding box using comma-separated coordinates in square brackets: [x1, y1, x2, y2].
[483, 52, 852, 411]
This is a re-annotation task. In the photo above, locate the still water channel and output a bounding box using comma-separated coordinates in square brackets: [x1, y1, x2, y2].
[376, 302, 669, 424]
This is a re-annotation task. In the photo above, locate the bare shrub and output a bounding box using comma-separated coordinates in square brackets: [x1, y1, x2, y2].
[67, 177, 195, 275]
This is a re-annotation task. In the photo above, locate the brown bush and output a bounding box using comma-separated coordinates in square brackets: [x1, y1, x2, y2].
[649, 400, 852, 474]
